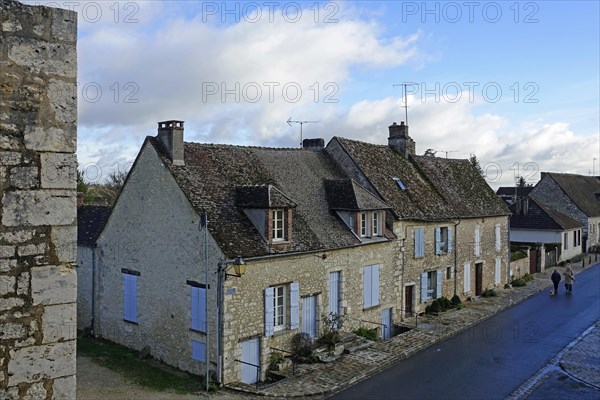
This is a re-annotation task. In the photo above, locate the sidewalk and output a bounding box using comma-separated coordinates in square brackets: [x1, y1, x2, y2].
[225, 255, 600, 398]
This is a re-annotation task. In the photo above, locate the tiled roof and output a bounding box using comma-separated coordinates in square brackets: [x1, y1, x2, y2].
[236, 185, 297, 208]
[77, 205, 111, 246]
[496, 187, 534, 197]
[331, 138, 509, 219]
[324, 179, 392, 211]
[543, 173, 600, 217]
[509, 198, 583, 230]
[149, 138, 362, 259]
[413, 155, 510, 217]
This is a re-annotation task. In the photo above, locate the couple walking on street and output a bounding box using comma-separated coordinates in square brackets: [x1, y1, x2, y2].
[551, 265, 576, 295]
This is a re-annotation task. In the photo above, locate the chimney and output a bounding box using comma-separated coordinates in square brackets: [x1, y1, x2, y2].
[157, 120, 185, 166]
[388, 121, 415, 158]
[302, 138, 324, 151]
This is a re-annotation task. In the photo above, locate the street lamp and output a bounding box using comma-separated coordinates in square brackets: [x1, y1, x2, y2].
[222, 256, 246, 279]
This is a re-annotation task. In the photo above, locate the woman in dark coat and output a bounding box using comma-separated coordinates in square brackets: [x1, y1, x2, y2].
[551, 269, 561, 295]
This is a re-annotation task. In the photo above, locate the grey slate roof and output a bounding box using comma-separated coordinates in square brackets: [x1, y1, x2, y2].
[77, 205, 111, 247]
[543, 173, 600, 217]
[331, 137, 509, 220]
[496, 187, 534, 197]
[509, 198, 583, 231]
[324, 179, 391, 211]
[149, 138, 365, 258]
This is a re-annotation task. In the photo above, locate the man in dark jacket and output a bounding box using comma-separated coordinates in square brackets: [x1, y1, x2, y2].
[551, 269, 561, 295]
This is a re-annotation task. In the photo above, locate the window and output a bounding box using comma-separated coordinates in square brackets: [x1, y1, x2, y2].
[123, 272, 138, 323]
[414, 228, 425, 258]
[393, 177, 406, 190]
[360, 213, 368, 237]
[446, 267, 452, 280]
[191, 340, 206, 361]
[264, 282, 299, 336]
[435, 227, 452, 255]
[190, 285, 207, 332]
[372, 212, 380, 236]
[474, 227, 481, 257]
[495, 224, 501, 252]
[362, 264, 380, 308]
[573, 231, 577, 247]
[564, 232, 568, 250]
[420, 270, 442, 302]
[577, 230, 581, 246]
[272, 209, 285, 241]
[357, 211, 383, 238]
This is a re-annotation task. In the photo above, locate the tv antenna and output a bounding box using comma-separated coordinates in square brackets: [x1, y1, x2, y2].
[440, 150, 458, 158]
[392, 83, 410, 125]
[286, 117, 319, 147]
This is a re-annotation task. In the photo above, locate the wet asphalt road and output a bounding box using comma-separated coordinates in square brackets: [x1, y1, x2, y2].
[330, 265, 600, 400]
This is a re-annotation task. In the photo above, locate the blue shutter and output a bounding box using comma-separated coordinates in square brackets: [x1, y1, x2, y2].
[372, 265, 380, 306]
[264, 288, 275, 336]
[435, 228, 441, 255]
[415, 228, 425, 257]
[123, 274, 137, 322]
[290, 282, 300, 329]
[420, 272, 428, 303]
[447, 227, 453, 252]
[475, 227, 481, 256]
[495, 257, 501, 285]
[191, 340, 206, 361]
[328, 272, 340, 315]
[464, 262, 471, 293]
[436, 270, 443, 299]
[363, 266, 372, 308]
[191, 286, 199, 330]
[495, 225, 501, 251]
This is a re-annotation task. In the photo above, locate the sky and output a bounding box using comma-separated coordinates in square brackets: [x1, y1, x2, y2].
[30, 0, 600, 189]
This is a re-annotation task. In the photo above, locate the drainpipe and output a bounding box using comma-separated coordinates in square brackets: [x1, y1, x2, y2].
[400, 224, 407, 320]
[453, 220, 460, 297]
[507, 215, 511, 284]
[217, 264, 224, 385]
[91, 245, 96, 334]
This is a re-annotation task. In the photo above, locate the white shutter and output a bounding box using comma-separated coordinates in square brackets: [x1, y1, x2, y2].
[495, 257, 501, 285]
[475, 227, 481, 256]
[447, 227, 453, 252]
[372, 265, 380, 306]
[290, 282, 300, 329]
[436, 270, 443, 299]
[420, 272, 428, 303]
[464, 262, 471, 293]
[495, 225, 501, 251]
[328, 271, 340, 315]
[264, 288, 275, 336]
[435, 227, 441, 255]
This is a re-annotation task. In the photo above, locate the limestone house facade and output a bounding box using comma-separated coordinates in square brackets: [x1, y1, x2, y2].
[530, 172, 600, 252]
[509, 197, 584, 263]
[92, 120, 509, 385]
[325, 122, 511, 314]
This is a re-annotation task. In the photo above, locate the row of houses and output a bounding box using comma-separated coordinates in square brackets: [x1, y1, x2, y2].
[497, 173, 600, 266]
[78, 120, 514, 385]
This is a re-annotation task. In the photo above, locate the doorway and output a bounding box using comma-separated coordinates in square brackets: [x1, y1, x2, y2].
[404, 285, 414, 317]
[475, 262, 483, 296]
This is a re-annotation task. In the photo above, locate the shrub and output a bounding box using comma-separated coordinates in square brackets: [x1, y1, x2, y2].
[504, 283, 511, 289]
[317, 313, 344, 350]
[481, 289, 497, 297]
[429, 299, 441, 313]
[511, 250, 527, 261]
[268, 352, 284, 370]
[291, 332, 313, 357]
[353, 327, 378, 341]
[439, 296, 453, 310]
[523, 273, 534, 282]
[512, 278, 526, 287]
[451, 294, 462, 305]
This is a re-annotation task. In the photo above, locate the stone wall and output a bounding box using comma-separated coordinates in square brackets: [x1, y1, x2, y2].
[1, 0, 77, 398]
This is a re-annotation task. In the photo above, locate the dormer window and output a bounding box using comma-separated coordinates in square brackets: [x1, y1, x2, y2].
[272, 209, 285, 241]
[356, 210, 384, 239]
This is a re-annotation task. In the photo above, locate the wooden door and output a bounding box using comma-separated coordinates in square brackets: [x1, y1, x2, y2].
[404, 285, 413, 317]
[475, 263, 483, 296]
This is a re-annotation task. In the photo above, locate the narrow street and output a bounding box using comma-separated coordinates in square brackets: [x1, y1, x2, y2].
[330, 264, 600, 400]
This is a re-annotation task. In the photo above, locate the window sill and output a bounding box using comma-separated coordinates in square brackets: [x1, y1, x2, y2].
[362, 305, 380, 312]
[189, 329, 207, 335]
[123, 319, 138, 325]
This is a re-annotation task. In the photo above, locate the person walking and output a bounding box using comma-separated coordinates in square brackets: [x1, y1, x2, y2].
[564, 265, 575, 293]
[551, 269, 561, 295]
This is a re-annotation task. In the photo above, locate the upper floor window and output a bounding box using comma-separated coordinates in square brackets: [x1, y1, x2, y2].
[357, 211, 383, 239]
[474, 226, 481, 257]
[435, 227, 452, 255]
[495, 224, 501, 252]
[272, 209, 285, 241]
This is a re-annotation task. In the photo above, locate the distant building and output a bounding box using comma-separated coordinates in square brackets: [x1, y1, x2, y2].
[496, 186, 533, 205]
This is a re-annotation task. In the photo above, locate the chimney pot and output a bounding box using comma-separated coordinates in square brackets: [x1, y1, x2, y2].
[157, 120, 185, 166]
[388, 121, 415, 158]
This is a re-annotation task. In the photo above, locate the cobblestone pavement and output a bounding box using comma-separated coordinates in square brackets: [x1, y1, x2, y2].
[224, 257, 600, 399]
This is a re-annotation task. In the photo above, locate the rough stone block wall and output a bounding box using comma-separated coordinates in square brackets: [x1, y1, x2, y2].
[1, 0, 77, 398]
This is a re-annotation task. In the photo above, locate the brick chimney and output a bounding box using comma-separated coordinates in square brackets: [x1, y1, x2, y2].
[388, 121, 415, 158]
[157, 120, 184, 166]
[302, 138, 324, 150]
